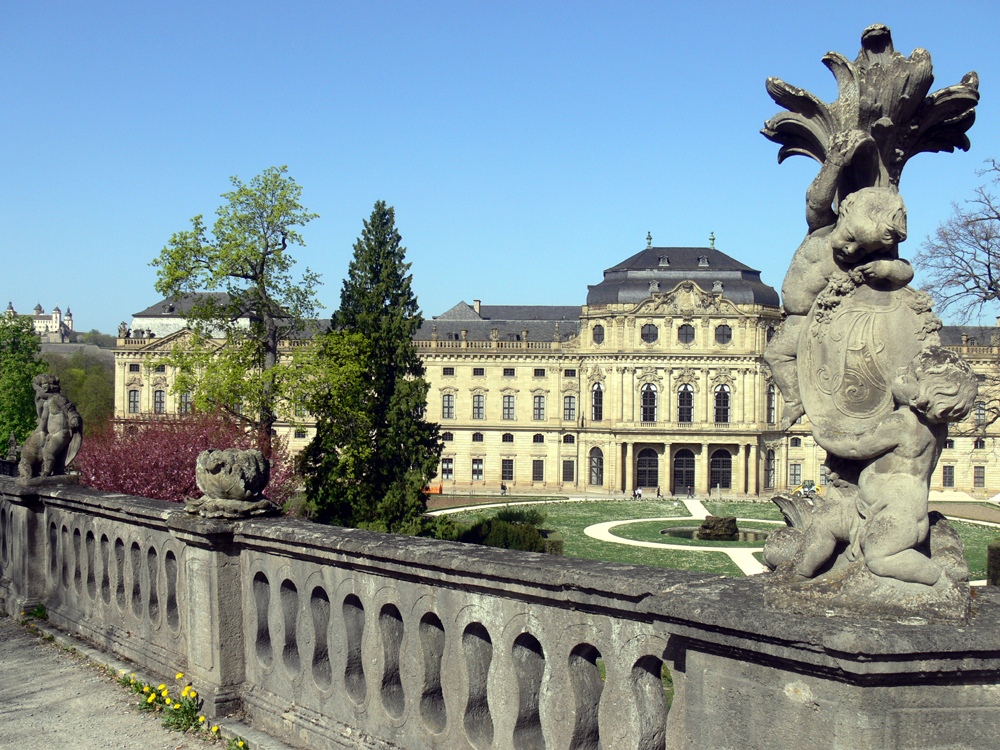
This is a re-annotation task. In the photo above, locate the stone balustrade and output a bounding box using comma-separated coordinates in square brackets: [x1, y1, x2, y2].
[2, 476, 1000, 750]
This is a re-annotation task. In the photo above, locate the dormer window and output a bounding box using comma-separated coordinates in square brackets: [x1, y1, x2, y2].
[698, 255, 709, 267]
[658, 255, 669, 267]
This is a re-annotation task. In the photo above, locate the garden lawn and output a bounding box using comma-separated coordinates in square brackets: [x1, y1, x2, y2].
[611, 519, 778, 547]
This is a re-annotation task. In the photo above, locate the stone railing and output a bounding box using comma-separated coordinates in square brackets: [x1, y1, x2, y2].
[2, 476, 1000, 750]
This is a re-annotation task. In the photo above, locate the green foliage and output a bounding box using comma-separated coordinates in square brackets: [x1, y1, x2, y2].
[78, 329, 117, 348]
[495, 507, 547, 526]
[150, 166, 321, 452]
[302, 202, 441, 532]
[457, 517, 548, 553]
[41, 350, 114, 432]
[0, 316, 46, 444]
[25, 602, 47, 619]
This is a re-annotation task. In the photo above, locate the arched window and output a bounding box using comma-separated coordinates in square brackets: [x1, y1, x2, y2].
[441, 432, 454, 441]
[764, 449, 776, 488]
[640, 383, 657, 422]
[641, 324, 658, 343]
[502, 433, 514, 443]
[766, 385, 777, 424]
[944, 438, 955, 450]
[678, 324, 695, 344]
[677, 384, 693, 423]
[710, 449, 732, 490]
[714, 384, 730, 424]
[672, 449, 695, 494]
[472, 432, 484, 442]
[789, 437, 801, 448]
[563, 434, 575, 444]
[442, 393, 455, 419]
[589, 447, 604, 486]
[637, 448, 658, 487]
[715, 325, 732, 345]
[592, 324, 605, 345]
[533, 433, 545, 443]
[592, 383, 604, 421]
[533, 395, 545, 420]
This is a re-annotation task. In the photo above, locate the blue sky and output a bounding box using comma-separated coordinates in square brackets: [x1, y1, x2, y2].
[4, 1, 999, 335]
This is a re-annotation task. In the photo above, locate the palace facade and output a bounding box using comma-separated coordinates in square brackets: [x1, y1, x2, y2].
[114, 243, 999, 498]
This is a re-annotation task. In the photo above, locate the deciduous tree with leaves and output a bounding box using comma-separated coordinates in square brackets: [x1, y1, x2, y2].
[0, 316, 46, 445]
[150, 166, 320, 456]
[300, 202, 442, 532]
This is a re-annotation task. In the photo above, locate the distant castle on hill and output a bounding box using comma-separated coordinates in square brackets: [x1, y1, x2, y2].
[5, 302, 75, 343]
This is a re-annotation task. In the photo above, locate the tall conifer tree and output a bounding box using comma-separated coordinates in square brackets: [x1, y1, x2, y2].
[302, 201, 441, 531]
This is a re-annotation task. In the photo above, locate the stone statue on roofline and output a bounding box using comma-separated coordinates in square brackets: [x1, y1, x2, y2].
[758, 24, 980, 623]
[18, 374, 83, 486]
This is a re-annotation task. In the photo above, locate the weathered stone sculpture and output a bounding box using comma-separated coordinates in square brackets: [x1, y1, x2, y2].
[760, 25, 980, 622]
[185, 447, 278, 518]
[18, 374, 83, 485]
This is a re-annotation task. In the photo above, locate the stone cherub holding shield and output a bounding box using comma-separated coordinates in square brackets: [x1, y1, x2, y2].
[18, 373, 83, 482]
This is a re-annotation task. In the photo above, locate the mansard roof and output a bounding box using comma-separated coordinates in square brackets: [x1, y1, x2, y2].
[132, 293, 232, 318]
[939, 325, 1000, 347]
[416, 301, 581, 342]
[587, 246, 780, 307]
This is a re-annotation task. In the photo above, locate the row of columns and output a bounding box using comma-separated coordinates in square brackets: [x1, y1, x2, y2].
[614, 441, 760, 496]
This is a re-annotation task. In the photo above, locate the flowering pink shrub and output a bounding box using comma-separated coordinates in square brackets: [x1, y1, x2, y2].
[75, 412, 298, 506]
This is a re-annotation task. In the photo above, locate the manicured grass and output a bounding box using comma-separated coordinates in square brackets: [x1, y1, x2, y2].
[702, 501, 785, 521]
[611, 519, 779, 548]
[952, 520, 1000, 580]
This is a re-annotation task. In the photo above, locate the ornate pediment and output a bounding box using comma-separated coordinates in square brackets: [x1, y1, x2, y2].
[673, 367, 701, 390]
[126, 375, 143, 388]
[711, 370, 735, 389]
[152, 376, 169, 389]
[586, 365, 607, 385]
[636, 367, 662, 386]
[128, 328, 224, 354]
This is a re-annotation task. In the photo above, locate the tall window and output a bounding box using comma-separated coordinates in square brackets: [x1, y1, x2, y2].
[974, 465, 986, 488]
[563, 395, 576, 421]
[678, 324, 695, 344]
[820, 464, 830, 486]
[532, 460, 544, 482]
[128, 390, 140, 414]
[592, 384, 603, 421]
[641, 324, 658, 343]
[764, 449, 776, 489]
[179, 392, 192, 415]
[472, 394, 484, 419]
[942, 465, 954, 488]
[710, 449, 732, 490]
[641, 384, 657, 422]
[592, 325, 604, 345]
[471, 459, 484, 481]
[442, 394, 455, 419]
[533, 395, 545, 420]
[974, 401, 986, 425]
[501, 459, 514, 481]
[677, 384, 693, 423]
[503, 394, 515, 420]
[589, 447, 604, 486]
[562, 460, 575, 483]
[714, 384, 730, 423]
[153, 390, 165, 414]
[715, 325, 732, 345]
[637, 448, 658, 487]
[441, 458, 453, 481]
[789, 463, 802, 486]
[766, 385, 776, 424]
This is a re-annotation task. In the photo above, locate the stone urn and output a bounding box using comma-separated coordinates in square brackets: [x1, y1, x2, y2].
[185, 448, 278, 518]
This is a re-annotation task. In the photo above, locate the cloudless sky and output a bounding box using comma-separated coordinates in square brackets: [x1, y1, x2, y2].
[4, 0, 999, 335]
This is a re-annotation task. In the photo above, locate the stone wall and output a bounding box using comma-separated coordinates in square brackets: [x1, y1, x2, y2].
[2, 476, 1000, 749]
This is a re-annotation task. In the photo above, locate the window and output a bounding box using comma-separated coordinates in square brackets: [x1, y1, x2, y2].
[715, 325, 732, 345]
[975, 401, 987, 424]
[503, 367, 515, 377]
[641, 384, 657, 422]
[820, 464, 830, 486]
[564, 369, 576, 378]
[790, 437, 801, 448]
[766, 385, 777, 424]
[154, 364, 166, 373]
[714, 385, 730, 423]
[563, 460, 575, 482]
[129, 363, 140, 372]
[442, 432, 454, 441]
[592, 384, 603, 421]
[473, 367, 485, 377]
[503, 394, 515, 420]
[128, 390, 140, 413]
[677, 384, 693, 423]
[589, 447, 604, 486]
[501, 459, 514, 482]
[975, 438, 987, 450]
[942, 465, 954, 488]
[533, 395, 545, 420]
[534, 368, 546, 377]
[153, 390, 166, 414]
[294, 429, 307, 439]
[764, 449, 776, 489]
[443, 367, 455, 377]
[766, 327, 776, 344]
[789, 463, 802, 486]
[641, 324, 658, 343]
[592, 325, 604, 345]
[471, 459, 483, 482]
[532, 460, 544, 482]
[563, 434, 575, 444]
[678, 324, 695, 344]
[710, 450, 732, 490]
[442, 394, 455, 419]
[502, 433, 514, 443]
[441, 458, 453, 481]
[637, 448, 658, 487]
[472, 432, 484, 442]
[974, 465, 986, 488]
[472, 394, 485, 419]
[945, 439, 955, 449]
[533, 433, 544, 443]
[179, 392, 192, 415]
[294, 403, 306, 418]
[564, 395, 576, 421]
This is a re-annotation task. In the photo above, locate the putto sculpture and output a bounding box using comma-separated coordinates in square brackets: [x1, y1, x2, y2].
[759, 25, 980, 622]
[185, 447, 279, 518]
[18, 373, 83, 484]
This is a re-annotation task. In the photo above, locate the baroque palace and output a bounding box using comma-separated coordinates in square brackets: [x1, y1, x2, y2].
[115, 242, 999, 498]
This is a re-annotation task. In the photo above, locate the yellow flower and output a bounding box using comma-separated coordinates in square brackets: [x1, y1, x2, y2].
[181, 686, 190, 697]
[130, 673, 135, 678]
[190, 691, 197, 698]
[198, 716, 205, 723]
[142, 686, 150, 693]
[211, 726, 219, 733]
[174, 704, 181, 710]
[147, 694, 156, 704]
[238, 742, 245, 748]
[175, 672, 184, 680]
[157, 684, 166, 691]
[161, 689, 169, 697]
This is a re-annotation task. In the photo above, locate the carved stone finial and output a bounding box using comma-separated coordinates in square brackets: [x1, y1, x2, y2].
[646, 231, 652, 248]
[709, 232, 715, 249]
[185, 448, 278, 519]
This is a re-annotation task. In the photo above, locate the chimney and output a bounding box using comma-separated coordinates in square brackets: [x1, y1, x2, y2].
[473, 300, 481, 315]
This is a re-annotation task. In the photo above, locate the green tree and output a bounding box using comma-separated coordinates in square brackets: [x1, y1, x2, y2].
[301, 201, 441, 532]
[0, 316, 46, 445]
[150, 166, 320, 455]
[41, 350, 114, 433]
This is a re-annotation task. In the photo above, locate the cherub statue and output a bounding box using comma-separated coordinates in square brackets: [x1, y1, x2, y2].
[18, 374, 83, 481]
